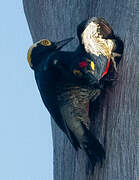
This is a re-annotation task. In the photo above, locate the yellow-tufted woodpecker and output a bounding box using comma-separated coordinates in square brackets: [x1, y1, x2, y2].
[27, 17, 123, 170]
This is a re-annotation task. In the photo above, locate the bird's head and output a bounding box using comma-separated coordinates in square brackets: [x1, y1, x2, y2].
[77, 17, 115, 60]
[27, 38, 74, 69]
[77, 17, 113, 44]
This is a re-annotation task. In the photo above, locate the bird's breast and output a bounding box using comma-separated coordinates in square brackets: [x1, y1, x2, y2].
[56, 83, 100, 106]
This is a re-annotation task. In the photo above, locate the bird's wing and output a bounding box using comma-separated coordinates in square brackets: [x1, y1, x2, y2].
[35, 70, 80, 150]
[77, 17, 116, 79]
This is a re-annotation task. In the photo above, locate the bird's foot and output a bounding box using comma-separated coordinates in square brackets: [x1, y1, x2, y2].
[111, 52, 121, 72]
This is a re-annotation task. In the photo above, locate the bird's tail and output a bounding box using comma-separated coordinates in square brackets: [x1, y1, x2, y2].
[82, 128, 105, 171]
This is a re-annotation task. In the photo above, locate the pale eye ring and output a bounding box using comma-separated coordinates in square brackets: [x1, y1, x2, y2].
[41, 40, 51, 46]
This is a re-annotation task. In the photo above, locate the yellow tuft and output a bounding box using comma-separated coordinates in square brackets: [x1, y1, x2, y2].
[73, 69, 83, 76]
[91, 61, 95, 70]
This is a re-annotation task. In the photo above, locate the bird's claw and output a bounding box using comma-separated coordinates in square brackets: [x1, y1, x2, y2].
[111, 52, 122, 72]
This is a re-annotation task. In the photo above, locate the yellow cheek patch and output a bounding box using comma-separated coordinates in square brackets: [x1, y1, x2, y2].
[73, 69, 83, 76]
[27, 46, 34, 68]
[27, 39, 52, 68]
[27, 41, 40, 68]
[91, 61, 95, 71]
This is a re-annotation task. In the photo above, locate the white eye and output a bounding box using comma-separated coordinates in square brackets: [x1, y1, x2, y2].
[40, 40, 51, 46]
[53, 59, 58, 65]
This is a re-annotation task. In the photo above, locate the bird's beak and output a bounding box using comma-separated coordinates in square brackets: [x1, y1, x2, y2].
[55, 37, 74, 50]
[43, 37, 74, 71]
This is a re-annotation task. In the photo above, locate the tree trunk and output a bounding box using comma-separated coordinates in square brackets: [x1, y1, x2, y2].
[23, 0, 139, 180]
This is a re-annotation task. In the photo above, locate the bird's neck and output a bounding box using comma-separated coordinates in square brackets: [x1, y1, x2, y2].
[75, 45, 86, 56]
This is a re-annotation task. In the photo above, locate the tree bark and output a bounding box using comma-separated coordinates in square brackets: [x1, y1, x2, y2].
[23, 0, 139, 180]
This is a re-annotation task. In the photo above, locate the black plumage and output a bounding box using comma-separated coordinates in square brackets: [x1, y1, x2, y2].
[27, 17, 123, 170]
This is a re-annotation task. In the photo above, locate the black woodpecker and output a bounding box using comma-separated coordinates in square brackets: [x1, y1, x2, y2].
[27, 17, 123, 170]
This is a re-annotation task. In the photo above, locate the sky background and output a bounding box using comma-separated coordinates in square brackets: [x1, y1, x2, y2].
[0, 1, 53, 180]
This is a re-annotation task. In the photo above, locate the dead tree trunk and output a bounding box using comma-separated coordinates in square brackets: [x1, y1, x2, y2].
[23, 0, 139, 180]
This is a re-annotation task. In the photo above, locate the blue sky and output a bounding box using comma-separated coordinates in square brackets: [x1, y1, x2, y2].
[0, 1, 53, 179]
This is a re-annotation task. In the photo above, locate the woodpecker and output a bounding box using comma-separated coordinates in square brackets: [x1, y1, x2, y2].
[76, 17, 123, 80]
[27, 17, 123, 170]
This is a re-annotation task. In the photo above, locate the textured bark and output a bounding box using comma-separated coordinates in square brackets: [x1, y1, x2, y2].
[23, 0, 139, 180]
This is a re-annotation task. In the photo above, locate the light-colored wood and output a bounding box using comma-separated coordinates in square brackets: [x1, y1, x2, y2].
[23, 0, 139, 179]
